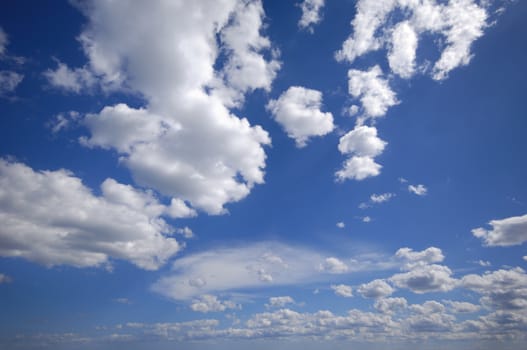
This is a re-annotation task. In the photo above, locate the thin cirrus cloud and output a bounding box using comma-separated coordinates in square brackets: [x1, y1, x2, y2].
[44, 0, 279, 215]
[335, 0, 491, 182]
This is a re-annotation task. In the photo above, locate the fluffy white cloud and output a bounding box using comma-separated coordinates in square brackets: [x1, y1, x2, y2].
[47, 111, 80, 134]
[298, 0, 325, 32]
[336, 125, 386, 181]
[0, 273, 12, 284]
[390, 264, 457, 294]
[461, 267, 527, 311]
[444, 300, 480, 313]
[336, 0, 489, 80]
[267, 296, 295, 308]
[267, 86, 334, 147]
[362, 216, 372, 223]
[358, 279, 394, 298]
[190, 295, 239, 313]
[408, 184, 428, 196]
[0, 159, 180, 270]
[50, 0, 278, 215]
[336, 222, 345, 228]
[388, 21, 418, 78]
[318, 257, 349, 274]
[472, 213, 527, 247]
[374, 297, 408, 314]
[396, 247, 444, 269]
[331, 284, 353, 298]
[347, 65, 398, 119]
[338, 125, 386, 158]
[0, 70, 23, 95]
[44, 61, 96, 93]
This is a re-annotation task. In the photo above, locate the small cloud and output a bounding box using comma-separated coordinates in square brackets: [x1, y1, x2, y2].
[114, 298, 132, 304]
[318, 257, 349, 274]
[408, 184, 427, 196]
[175, 227, 194, 239]
[524, 256, 527, 262]
[398, 177, 408, 183]
[362, 216, 371, 223]
[331, 284, 353, 298]
[336, 222, 345, 229]
[190, 295, 240, 313]
[47, 111, 80, 134]
[370, 193, 395, 203]
[477, 260, 491, 267]
[266, 296, 295, 309]
[0, 273, 12, 284]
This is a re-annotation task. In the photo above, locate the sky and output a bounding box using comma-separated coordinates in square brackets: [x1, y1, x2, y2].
[0, 0, 527, 349]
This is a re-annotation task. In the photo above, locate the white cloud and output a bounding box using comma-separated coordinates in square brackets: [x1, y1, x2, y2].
[347, 65, 398, 119]
[0, 27, 7, 56]
[362, 216, 372, 223]
[461, 267, 527, 311]
[408, 184, 428, 196]
[477, 260, 491, 267]
[374, 297, 407, 314]
[336, 0, 489, 80]
[298, 0, 325, 32]
[524, 256, 527, 262]
[0, 159, 180, 270]
[190, 295, 239, 313]
[47, 111, 80, 134]
[342, 146, 385, 182]
[267, 86, 334, 147]
[472, 213, 527, 247]
[336, 222, 345, 228]
[390, 264, 457, 294]
[50, 0, 278, 215]
[444, 300, 480, 313]
[388, 21, 418, 78]
[318, 257, 349, 274]
[175, 227, 194, 239]
[396, 247, 444, 269]
[0, 70, 23, 95]
[0, 273, 12, 284]
[267, 296, 295, 308]
[44, 61, 96, 93]
[331, 284, 353, 298]
[370, 192, 395, 203]
[358, 279, 394, 298]
[152, 242, 325, 300]
[338, 125, 387, 158]
[336, 125, 386, 181]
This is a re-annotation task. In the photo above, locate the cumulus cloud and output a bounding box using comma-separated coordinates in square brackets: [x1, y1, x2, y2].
[49, 0, 279, 215]
[388, 21, 418, 78]
[362, 216, 372, 223]
[298, 0, 325, 32]
[374, 297, 408, 314]
[336, 222, 345, 228]
[347, 65, 398, 120]
[396, 247, 444, 269]
[391, 264, 457, 294]
[336, 125, 386, 181]
[318, 257, 349, 274]
[444, 300, 481, 313]
[357, 279, 394, 298]
[371, 192, 395, 203]
[190, 295, 239, 313]
[267, 296, 295, 308]
[331, 284, 353, 298]
[472, 213, 527, 247]
[0, 27, 7, 56]
[44, 61, 96, 93]
[408, 184, 428, 196]
[336, 0, 489, 80]
[0, 159, 180, 270]
[267, 86, 334, 147]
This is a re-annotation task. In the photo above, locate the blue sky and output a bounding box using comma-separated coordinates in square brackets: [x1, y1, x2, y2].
[1, 0, 527, 349]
